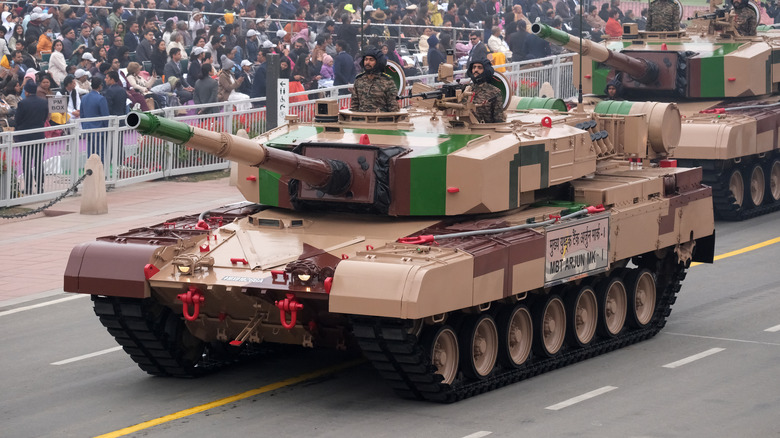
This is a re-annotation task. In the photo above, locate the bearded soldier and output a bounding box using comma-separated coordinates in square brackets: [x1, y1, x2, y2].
[350, 47, 400, 113]
[732, 0, 757, 36]
[461, 59, 506, 123]
[646, 0, 680, 31]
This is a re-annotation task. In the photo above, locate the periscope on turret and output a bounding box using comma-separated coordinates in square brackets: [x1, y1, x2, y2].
[64, 70, 715, 402]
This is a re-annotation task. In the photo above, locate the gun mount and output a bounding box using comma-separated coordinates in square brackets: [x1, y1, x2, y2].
[128, 112, 355, 197]
[532, 23, 660, 85]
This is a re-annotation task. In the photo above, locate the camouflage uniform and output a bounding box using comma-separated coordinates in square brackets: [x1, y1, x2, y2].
[463, 82, 506, 123]
[646, 0, 680, 31]
[350, 72, 400, 112]
[733, 5, 757, 36]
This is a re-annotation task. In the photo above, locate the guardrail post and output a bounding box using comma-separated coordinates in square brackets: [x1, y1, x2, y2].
[69, 122, 80, 190]
[552, 57, 561, 99]
[163, 106, 176, 177]
[225, 101, 234, 135]
[108, 116, 119, 186]
[0, 132, 11, 204]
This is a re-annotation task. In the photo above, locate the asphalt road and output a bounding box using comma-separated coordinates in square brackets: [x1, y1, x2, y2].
[2, 214, 779, 438]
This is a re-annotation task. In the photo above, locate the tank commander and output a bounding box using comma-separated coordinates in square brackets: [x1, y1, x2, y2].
[461, 59, 506, 123]
[732, 0, 757, 36]
[349, 47, 400, 112]
[646, 0, 681, 31]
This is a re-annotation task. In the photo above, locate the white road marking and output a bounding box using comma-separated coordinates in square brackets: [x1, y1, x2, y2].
[662, 348, 726, 369]
[545, 386, 618, 411]
[764, 324, 780, 333]
[0, 294, 87, 317]
[461, 432, 492, 438]
[51, 346, 123, 365]
[665, 332, 780, 347]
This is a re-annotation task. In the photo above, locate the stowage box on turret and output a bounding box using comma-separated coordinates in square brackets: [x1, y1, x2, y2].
[64, 67, 715, 401]
[534, 10, 780, 220]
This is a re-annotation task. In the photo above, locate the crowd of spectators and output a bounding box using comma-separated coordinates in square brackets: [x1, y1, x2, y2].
[0, 0, 632, 137]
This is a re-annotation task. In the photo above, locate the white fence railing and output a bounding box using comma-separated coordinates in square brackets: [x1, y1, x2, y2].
[0, 55, 575, 208]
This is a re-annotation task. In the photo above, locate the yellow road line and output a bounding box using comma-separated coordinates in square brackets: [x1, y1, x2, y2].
[691, 236, 780, 267]
[94, 358, 365, 438]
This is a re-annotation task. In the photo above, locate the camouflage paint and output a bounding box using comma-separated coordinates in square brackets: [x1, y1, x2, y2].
[406, 133, 484, 215]
[516, 97, 568, 112]
[257, 170, 281, 205]
[261, 125, 482, 215]
[265, 126, 324, 148]
[594, 43, 743, 97]
[592, 60, 611, 98]
[508, 143, 549, 209]
[698, 56, 724, 98]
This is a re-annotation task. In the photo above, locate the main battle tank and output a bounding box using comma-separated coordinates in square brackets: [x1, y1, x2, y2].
[533, 16, 780, 220]
[64, 74, 715, 401]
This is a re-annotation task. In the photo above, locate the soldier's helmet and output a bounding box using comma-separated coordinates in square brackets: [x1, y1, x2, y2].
[360, 46, 388, 74]
[466, 58, 495, 84]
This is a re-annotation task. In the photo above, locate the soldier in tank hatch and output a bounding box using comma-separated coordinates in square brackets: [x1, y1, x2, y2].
[646, 0, 681, 31]
[461, 59, 506, 124]
[732, 0, 758, 36]
[349, 46, 399, 113]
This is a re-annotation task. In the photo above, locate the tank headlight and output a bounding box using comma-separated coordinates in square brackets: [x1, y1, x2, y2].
[172, 254, 215, 276]
[297, 274, 311, 282]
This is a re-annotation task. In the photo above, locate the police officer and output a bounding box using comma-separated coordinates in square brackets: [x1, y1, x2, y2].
[646, 0, 681, 31]
[350, 47, 399, 113]
[461, 59, 506, 123]
[732, 0, 757, 36]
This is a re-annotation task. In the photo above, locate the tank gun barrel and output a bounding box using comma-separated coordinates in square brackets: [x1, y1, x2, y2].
[127, 112, 352, 195]
[532, 23, 659, 84]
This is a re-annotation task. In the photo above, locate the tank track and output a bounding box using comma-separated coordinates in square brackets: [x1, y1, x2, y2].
[92, 296, 229, 377]
[352, 256, 686, 403]
[702, 166, 780, 221]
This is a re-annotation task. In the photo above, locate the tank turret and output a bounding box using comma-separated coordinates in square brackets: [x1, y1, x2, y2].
[128, 107, 610, 216]
[532, 20, 773, 99]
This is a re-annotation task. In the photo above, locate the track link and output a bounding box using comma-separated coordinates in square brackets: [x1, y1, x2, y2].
[701, 165, 780, 221]
[92, 296, 226, 377]
[352, 256, 687, 402]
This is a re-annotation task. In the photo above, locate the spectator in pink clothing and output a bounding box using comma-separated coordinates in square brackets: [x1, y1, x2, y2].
[318, 54, 334, 88]
[320, 54, 334, 79]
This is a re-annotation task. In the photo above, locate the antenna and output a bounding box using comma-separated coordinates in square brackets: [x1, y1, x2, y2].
[578, 0, 583, 105]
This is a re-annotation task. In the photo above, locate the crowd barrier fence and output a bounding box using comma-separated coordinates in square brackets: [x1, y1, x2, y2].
[1, 54, 575, 208]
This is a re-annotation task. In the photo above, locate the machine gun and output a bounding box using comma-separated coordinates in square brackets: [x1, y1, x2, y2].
[400, 81, 469, 101]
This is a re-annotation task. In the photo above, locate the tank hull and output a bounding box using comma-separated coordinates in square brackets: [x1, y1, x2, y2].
[65, 165, 714, 399]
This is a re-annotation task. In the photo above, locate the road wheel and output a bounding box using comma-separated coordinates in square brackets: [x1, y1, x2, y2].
[728, 167, 744, 208]
[497, 304, 533, 368]
[533, 295, 566, 357]
[423, 325, 459, 385]
[748, 163, 765, 207]
[625, 269, 657, 328]
[766, 157, 780, 202]
[597, 276, 627, 337]
[566, 285, 598, 347]
[460, 314, 499, 379]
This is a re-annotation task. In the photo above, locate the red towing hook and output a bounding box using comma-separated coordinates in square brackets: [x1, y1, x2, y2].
[275, 293, 304, 329]
[177, 286, 205, 321]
